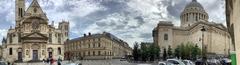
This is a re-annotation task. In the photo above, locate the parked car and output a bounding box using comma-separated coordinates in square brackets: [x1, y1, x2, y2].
[182, 60, 195, 65]
[166, 59, 185, 65]
[158, 61, 166, 65]
[220, 58, 231, 65]
[120, 57, 126, 61]
[0, 61, 6, 65]
[207, 59, 221, 65]
[65, 63, 82, 65]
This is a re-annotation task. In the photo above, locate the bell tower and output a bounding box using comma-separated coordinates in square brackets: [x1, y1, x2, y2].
[15, 0, 25, 27]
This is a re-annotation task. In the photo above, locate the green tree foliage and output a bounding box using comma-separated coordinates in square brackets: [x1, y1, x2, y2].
[132, 42, 140, 61]
[174, 42, 201, 60]
[134, 43, 160, 61]
[167, 45, 173, 58]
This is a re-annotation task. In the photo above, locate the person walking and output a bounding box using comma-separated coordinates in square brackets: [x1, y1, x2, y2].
[57, 58, 62, 65]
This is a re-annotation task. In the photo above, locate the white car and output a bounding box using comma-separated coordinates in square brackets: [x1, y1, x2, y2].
[64, 63, 82, 65]
[158, 62, 166, 65]
[182, 60, 195, 65]
[166, 59, 185, 65]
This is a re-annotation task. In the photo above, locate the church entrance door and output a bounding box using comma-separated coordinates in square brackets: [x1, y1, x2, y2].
[32, 50, 38, 60]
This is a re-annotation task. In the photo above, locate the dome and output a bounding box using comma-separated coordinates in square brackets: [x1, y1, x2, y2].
[185, 0, 204, 9]
[180, 0, 209, 27]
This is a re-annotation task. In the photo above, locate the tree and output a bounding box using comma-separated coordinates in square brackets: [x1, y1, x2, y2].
[154, 45, 160, 60]
[140, 43, 148, 61]
[192, 44, 201, 60]
[163, 48, 167, 60]
[174, 42, 202, 60]
[174, 46, 180, 59]
[167, 45, 173, 58]
[133, 42, 140, 61]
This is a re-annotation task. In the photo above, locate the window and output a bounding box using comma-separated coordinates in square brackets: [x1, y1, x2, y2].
[49, 33, 52, 43]
[18, 8, 20, 16]
[98, 43, 101, 47]
[105, 51, 107, 55]
[164, 34, 168, 40]
[9, 34, 12, 43]
[58, 34, 61, 43]
[58, 47, 61, 55]
[20, 8, 23, 17]
[9, 48, 12, 55]
[88, 44, 90, 48]
[98, 51, 101, 55]
[26, 50, 29, 55]
[93, 51, 95, 56]
[88, 51, 90, 56]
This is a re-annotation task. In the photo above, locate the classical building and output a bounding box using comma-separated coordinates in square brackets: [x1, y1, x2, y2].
[226, 0, 240, 64]
[64, 32, 132, 60]
[1, 0, 69, 62]
[153, 0, 233, 56]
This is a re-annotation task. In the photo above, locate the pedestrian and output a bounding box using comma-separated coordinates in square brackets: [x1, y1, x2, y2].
[46, 58, 49, 63]
[50, 58, 54, 65]
[43, 59, 45, 63]
[57, 59, 61, 65]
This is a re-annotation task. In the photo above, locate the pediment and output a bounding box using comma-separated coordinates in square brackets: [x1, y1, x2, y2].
[26, 0, 44, 14]
[22, 32, 48, 39]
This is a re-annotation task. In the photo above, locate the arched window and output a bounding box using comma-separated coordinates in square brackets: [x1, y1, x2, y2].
[164, 34, 168, 40]
[58, 47, 61, 55]
[9, 48, 12, 55]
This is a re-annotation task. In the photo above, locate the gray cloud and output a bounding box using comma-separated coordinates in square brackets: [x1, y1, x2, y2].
[0, 0, 226, 47]
[166, 0, 188, 19]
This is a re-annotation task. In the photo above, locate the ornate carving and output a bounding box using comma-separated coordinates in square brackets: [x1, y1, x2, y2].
[32, 19, 40, 30]
[32, 44, 40, 50]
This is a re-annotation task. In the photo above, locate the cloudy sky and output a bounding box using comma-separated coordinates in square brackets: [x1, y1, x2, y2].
[0, 0, 225, 47]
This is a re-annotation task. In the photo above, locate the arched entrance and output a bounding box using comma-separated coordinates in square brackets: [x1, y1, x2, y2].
[17, 48, 22, 61]
[48, 48, 53, 58]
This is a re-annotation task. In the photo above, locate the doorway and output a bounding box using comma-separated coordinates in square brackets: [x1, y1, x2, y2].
[32, 50, 38, 60]
[18, 52, 22, 61]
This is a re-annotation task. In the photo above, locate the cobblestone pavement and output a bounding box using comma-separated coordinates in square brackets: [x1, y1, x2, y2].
[15, 59, 158, 65]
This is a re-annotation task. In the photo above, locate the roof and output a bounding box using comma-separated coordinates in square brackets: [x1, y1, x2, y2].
[68, 32, 131, 49]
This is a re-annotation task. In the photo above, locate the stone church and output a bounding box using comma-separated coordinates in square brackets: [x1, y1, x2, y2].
[1, 0, 69, 62]
[153, 0, 233, 56]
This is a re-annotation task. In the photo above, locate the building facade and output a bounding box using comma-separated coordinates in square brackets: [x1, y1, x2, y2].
[2, 0, 69, 62]
[153, 0, 233, 56]
[64, 32, 132, 60]
[226, 0, 240, 64]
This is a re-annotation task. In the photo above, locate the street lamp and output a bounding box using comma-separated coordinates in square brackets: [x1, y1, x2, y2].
[201, 26, 206, 65]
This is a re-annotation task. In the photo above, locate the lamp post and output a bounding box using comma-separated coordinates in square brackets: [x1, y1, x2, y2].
[201, 26, 206, 65]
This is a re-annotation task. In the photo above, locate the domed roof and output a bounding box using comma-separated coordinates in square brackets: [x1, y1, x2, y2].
[185, 0, 204, 9]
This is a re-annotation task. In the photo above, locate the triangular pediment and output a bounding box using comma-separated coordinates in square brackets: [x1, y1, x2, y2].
[23, 32, 48, 39]
[25, 0, 47, 19]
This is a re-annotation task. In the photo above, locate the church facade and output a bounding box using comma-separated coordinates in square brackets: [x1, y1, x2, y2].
[153, 0, 233, 56]
[1, 0, 69, 62]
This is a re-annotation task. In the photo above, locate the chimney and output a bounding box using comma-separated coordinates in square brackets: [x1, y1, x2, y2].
[84, 34, 86, 37]
[88, 32, 91, 36]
